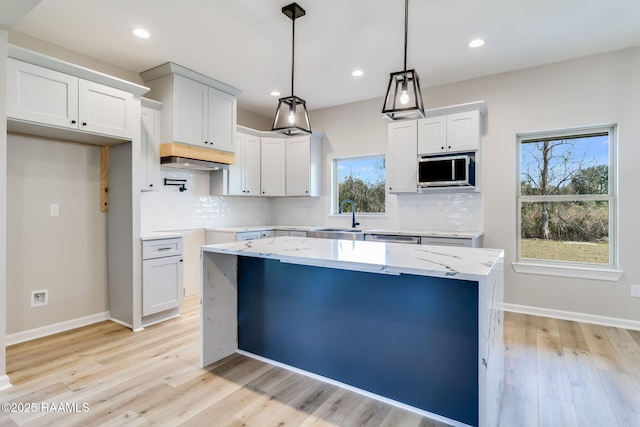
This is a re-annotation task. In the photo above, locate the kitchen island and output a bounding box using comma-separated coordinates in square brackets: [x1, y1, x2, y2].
[200, 236, 504, 427]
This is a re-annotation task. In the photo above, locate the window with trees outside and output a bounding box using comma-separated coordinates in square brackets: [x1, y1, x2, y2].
[517, 125, 616, 270]
[334, 155, 386, 214]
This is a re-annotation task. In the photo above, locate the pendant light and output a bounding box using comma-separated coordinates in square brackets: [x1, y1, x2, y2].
[382, 0, 425, 120]
[272, 2, 311, 135]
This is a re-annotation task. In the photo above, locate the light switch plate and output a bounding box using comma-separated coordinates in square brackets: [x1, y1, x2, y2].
[631, 285, 640, 298]
[50, 204, 59, 217]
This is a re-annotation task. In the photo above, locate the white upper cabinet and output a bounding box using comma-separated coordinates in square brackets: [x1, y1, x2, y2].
[418, 110, 480, 155]
[260, 138, 286, 197]
[219, 128, 322, 198]
[285, 136, 321, 197]
[387, 120, 418, 193]
[173, 74, 208, 146]
[228, 132, 261, 196]
[207, 89, 236, 152]
[140, 99, 162, 191]
[141, 63, 239, 153]
[7, 58, 134, 139]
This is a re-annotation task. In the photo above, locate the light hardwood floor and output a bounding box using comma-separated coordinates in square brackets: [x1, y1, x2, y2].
[1, 296, 639, 426]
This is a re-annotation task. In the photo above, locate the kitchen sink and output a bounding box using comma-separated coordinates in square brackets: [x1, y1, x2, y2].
[307, 228, 365, 240]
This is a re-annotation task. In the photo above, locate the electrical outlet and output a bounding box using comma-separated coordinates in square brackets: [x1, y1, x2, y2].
[50, 204, 59, 217]
[31, 289, 49, 307]
[631, 285, 640, 298]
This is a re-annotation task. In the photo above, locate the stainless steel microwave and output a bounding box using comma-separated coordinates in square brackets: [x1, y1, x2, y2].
[418, 153, 475, 188]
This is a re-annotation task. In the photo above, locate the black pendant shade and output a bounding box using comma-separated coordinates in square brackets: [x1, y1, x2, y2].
[272, 3, 312, 135]
[382, 0, 425, 120]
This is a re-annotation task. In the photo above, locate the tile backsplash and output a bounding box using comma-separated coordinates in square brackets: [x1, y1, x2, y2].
[140, 168, 271, 233]
[142, 169, 483, 233]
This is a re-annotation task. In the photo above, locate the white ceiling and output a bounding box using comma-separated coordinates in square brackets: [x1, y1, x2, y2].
[6, 0, 640, 118]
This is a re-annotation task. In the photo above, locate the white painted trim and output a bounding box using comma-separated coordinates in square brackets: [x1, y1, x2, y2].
[0, 375, 12, 391]
[5, 312, 109, 346]
[512, 262, 623, 281]
[502, 303, 640, 331]
[237, 350, 472, 427]
[107, 316, 143, 332]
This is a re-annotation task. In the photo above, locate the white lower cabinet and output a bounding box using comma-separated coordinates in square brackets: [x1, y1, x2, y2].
[142, 238, 184, 317]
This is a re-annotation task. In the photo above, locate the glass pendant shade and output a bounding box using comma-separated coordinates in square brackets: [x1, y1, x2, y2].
[272, 3, 311, 135]
[382, 69, 425, 120]
[381, 0, 425, 121]
[272, 95, 311, 135]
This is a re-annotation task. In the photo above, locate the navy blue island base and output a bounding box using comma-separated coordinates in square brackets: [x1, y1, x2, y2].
[237, 257, 479, 426]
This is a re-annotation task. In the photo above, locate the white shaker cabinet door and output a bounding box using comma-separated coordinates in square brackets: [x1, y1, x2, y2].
[207, 87, 236, 152]
[79, 79, 134, 139]
[387, 120, 418, 193]
[446, 110, 480, 152]
[172, 74, 208, 146]
[243, 134, 261, 195]
[285, 137, 311, 196]
[260, 138, 286, 196]
[7, 58, 79, 129]
[142, 255, 184, 316]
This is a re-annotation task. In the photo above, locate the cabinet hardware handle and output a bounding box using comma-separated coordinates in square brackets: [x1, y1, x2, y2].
[149, 184, 153, 187]
[158, 247, 172, 251]
[180, 259, 183, 262]
[441, 146, 444, 150]
[71, 120, 76, 124]
[82, 122, 87, 126]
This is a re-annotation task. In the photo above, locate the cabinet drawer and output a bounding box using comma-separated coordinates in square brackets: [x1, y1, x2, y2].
[420, 237, 472, 247]
[236, 231, 263, 241]
[142, 238, 183, 259]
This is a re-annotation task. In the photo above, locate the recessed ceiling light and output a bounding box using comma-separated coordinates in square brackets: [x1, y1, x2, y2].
[270, 91, 281, 97]
[132, 28, 150, 39]
[468, 39, 485, 48]
[351, 70, 364, 77]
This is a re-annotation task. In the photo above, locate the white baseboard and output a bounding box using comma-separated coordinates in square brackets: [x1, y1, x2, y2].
[6, 311, 109, 346]
[502, 303, 640, 331]
[0, 374, 12, 391]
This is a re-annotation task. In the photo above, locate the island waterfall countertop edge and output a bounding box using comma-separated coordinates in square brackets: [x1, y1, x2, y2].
[202, 236, 503, 281]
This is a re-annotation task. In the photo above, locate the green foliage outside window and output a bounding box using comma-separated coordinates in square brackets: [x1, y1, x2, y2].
[335, 156, 385, 213]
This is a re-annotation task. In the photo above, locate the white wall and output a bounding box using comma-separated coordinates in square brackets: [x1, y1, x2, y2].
[6, 135, 108, 334]
[0, 29, 10, 389]
[286, 48, 640, 324]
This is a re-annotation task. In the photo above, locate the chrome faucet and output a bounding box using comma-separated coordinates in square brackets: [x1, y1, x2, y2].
[339, 199, 360, 229]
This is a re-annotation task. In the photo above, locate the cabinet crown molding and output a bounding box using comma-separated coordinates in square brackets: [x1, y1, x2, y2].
[140, 62, 241, 97]
[8, 45, 149, 96]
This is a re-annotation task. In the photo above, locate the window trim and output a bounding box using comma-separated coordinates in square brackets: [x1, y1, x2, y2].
[332, 154, 386, 215]
[514, 124, 620, 279]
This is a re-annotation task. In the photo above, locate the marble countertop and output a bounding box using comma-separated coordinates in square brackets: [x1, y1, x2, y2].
[205, 225, 482, 238]
[202, 236, 503, 281]
[141, 231, 183, 241]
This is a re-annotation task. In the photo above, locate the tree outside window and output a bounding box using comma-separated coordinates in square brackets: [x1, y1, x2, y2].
[334, 156, 386, 214]
[518, 126, 615, 266]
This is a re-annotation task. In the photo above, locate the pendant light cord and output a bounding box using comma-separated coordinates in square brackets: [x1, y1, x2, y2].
[291, 15, 296, 97]
[403, 0, 408, 70]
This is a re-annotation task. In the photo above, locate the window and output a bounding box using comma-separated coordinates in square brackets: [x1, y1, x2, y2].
[516, 125, 619, 278]
[333, 155, 386, 214]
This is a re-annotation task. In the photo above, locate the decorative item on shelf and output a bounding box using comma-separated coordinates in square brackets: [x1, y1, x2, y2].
[382, 0, 425, 121]
[164, 178, 187, 192]
[271, 2, 312, 135]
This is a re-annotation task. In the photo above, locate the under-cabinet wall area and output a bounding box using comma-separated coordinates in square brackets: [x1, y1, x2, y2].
[6, 135, 108, 336]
